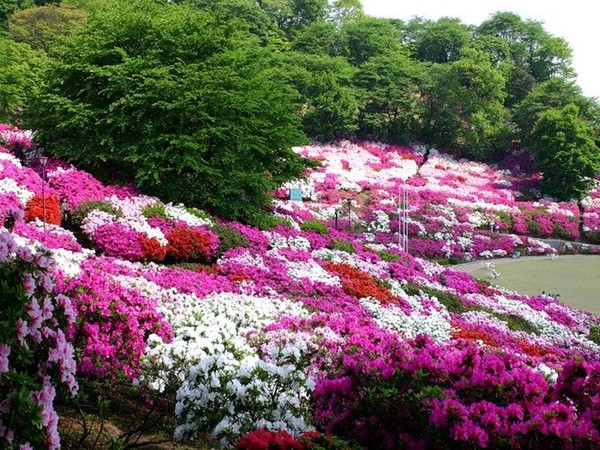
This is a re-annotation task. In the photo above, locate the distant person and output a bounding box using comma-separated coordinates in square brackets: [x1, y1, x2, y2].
[60, 197, 72, 229]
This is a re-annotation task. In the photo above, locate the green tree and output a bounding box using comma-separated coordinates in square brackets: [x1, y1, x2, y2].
[476, 12, 574, 105]
[25, 0, 309, 224]
[340, 16, 403, 65]
[354, 50, 428, 143]
[513, 78, 600, 145]
[279, 51, 359, 141]
[0, 0, 34, 28]
[257, 0, 327, 37]
[422, 48, 510, 158]
[8, 4, 86, 55]
[0, 36, 45, 122]
[178, 0, 280, 44]
[530, 104, 600, 200]
[409, 17, 472, 64]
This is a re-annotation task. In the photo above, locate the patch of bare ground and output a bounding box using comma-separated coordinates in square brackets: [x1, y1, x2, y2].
[57, 382, 218, 450]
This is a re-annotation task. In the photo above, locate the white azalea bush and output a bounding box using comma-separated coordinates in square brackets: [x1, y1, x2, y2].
[175, 346, 315, 448]
[138, 291, 310, 392]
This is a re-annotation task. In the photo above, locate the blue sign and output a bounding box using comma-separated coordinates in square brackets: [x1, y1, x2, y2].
[289, 188, 303, 201]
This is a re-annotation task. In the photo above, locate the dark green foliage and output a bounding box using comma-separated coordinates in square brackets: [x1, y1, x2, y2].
[254, 215, 291, 231]
[410, 17, 471, 64]
[141, 202, 166, 219]
[211, 223, 250, 255]
[587, 327, 600, 346]
[378, 250, 401, 262]
[422, 49, 511, 159]
[354, 51, 428, 143]
[277, 51, 359, 141]
[530, 104, 600, 201]
[0, 37, 45, 123]
[299, 219, 329, 235]
[404, 282, 466, 313]
[26, 0, 309, 225]
[330, 238, 355, 254]
[486, 310, 539, 334]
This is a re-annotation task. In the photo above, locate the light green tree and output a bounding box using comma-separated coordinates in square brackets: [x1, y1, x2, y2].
[530, 104, 600, 201]
[25, 0, 309, 224]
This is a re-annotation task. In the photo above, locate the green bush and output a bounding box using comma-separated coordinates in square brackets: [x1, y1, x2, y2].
[378, 250, 401, 262]
[404, 282, 466, 313]
[212, 223, 250, 255]
[142, 202, 167, 219]
[300, 219, 329, 235]
[588, 327, 600, 346]
[331, 238, 356, 254]
[253, 214, 291, 231]
[71, 200, 122, 228]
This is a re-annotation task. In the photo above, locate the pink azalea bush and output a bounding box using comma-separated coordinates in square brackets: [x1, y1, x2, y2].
[0, 232, 78, 450]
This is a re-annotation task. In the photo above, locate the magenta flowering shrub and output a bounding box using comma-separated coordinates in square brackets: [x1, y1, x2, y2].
[313, 332, 600, 449]
[93, 222, 144, 261]
[0, 232, 78, 450]
[47, 168, 111, 208]
[61, 257, 173, 381]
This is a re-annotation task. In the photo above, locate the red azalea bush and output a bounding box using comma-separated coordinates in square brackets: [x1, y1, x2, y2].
[235, 429, 359, 450]
[165, 225, 219, 262]
[141, 236, 167, 262]
[324, 262, 394, 304]
[25, 193, 61, 225]
[236, 429, 304, 450]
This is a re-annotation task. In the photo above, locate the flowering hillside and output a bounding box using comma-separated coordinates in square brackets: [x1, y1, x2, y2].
[1, 125, 599, 449]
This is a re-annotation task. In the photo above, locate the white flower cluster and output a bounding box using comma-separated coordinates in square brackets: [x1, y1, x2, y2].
[360, 296, 452, 343]
[366, 210, 391, 233]
[0, 178, 34, 204]
[165, 203, 212, 227]
[175, 347, 314, 448]
[139, 291, 310, 393]
[286, 260, 341, 286]
[51, 247, 94, 278]
[265, 232, 311, 251]
[117, 217, 167, 245]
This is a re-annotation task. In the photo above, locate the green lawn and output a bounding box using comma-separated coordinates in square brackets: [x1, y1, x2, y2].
[472, 257, 600, 315]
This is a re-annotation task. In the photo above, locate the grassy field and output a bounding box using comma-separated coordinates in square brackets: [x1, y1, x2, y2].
[471, 257, 600, 315]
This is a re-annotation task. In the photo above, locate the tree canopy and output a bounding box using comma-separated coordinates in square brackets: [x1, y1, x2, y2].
[0, 0, 597, 211]
[530, 104, 600, 201]
[25, 0, 310, 223]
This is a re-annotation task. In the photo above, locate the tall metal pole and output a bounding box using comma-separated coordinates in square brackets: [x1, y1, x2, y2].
[398, 181, 409, 253]
[346, 198, 352, 233]
[39, 156, 48, 235]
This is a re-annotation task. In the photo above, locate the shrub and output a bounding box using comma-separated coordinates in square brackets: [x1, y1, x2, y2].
[253, 214, 291, 231]
[141, 236, 167, 262]
[93, 222, 143, 261]
[186, 207, 214, 222]
[0, 232, 78, 449]
[300, 219, 329, 235]
[24, 193, 61, 225]
[165, 226, 219, 262]
[71, 200, 122, 229]
[142, 202, 167, 219]
[588, 326, 600, 346]
[330, 238, 355, 254]
[211, 223, 250, 255]
[404, 283, 466, 313]
[378, 250, 401, 262]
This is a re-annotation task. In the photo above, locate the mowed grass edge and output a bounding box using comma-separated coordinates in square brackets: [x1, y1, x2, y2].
[471, 257, 600, 315]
